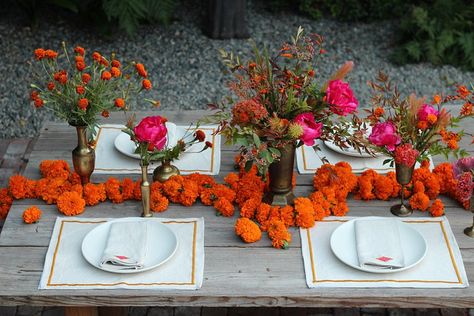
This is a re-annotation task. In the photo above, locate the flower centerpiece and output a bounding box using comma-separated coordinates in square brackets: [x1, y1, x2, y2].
[366, 73, 473, 215]
[208, 27, 365, 205]
[29, 43, 153, 184]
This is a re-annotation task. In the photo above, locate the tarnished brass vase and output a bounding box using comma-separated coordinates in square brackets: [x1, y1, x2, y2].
[71, 125, 95, 185]
[153, 160, 180, 183]
[263, 143, 296, 206]
[140, 163, 152, 217]
[390, 163, 415, 217]
[463, 195, 474, 237]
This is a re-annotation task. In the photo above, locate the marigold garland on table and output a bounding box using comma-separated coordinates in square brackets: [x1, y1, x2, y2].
[22, 206, 42, 224]
[1, 158, 471, 249]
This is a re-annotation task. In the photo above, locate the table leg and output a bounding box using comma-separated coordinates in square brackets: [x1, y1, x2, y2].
[99, 307, 128, 316]
[64, 307, 99, 316]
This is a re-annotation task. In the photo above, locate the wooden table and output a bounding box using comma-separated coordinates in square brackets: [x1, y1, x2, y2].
[0, 110, 473, 314]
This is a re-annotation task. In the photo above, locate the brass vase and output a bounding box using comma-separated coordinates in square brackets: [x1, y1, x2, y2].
[263, 142, 296, 206]
[140, 163, 152, 217]
[71, 125, 95, 185]
[153, 160, 180, 183]
[390, 163, 415, 217]
[463, 194, 474, 237]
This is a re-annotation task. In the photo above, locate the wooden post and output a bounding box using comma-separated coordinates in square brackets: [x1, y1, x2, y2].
[205, 0, 249, 39]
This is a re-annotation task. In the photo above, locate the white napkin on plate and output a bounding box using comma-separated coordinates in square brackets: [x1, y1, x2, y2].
[354, 218, 405, 270]
[100, 221, 148, 271]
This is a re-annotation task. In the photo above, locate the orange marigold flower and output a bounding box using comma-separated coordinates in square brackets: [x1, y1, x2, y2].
[30, 90, 39, 100]
[101, 110, 109, 118]
[111, 59, 121, 68]
[47, 82, 55, 91]
[240, 198, 260, 218]
[82, 73, 91, 84]
[142, 79, 152, 90]
[44, 49, 58, 59]
[121, 178, 135, 201]
[309, 191, 327, 221]
[268, 219, 291, 249]
[194, 130, 206, 142]
[78, 98, 89, 110]
[213, 184, 236, 203]
[92, 52, 101, 62]
[279, 205, 295, 227]
[105, 177, 124, 203]
[83, 183, 106, 206]
[74, 46, 85, 56]
[135, 63, 147, 78]
[374, 107, 384, 117]
[75, 56, 84, 62]
[133, 180, 142, 201]
[429, 199, 444, 217]
[99, 57, 109, 67]
[9, 174, 28, 199]
[433, 94, 441, 104]
[427, 113, 437, 125]
[34, 98, 44, 108]
[22, 206, 42, 224]
[433, 163, 457, 195]
[58, 74, 68, 85]
[34, 48, 45, 60]
[57, 191, 86, 216]
[114, 98, 125, 108]
[373, 174, 393, 201]
[457, 85, 470, 99]
[0, 188, 13, 220]
[447, 139, 458, 150]
[151, 191, 169, 212]
[460, 102, 473, 116]
[76, 61, 86, 72]
[409, 192, 430, 212]
[332, 201, 349, 216]
[294, 197, 315, 228]
[235, 218, 261, 243]
[413, 181, 425, 194]
[111, 67, 121, 78]
[101, 71, 112, 80]
[39, 160, 70, 179]
[417, 121, 428, 130]
[224, 173, 240, 190]
[76, 85, 85, 95]
[214, 197, 234, 217]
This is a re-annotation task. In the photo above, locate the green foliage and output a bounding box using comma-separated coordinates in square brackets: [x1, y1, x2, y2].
[391, 0, 474, 70]
[10, 0, 177, 35]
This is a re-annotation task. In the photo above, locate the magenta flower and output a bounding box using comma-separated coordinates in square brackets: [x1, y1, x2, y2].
[417, 104, 439, 121]
[294, 112, 323, 146]
[368, 121, 401, 152]
[325, 79, 358, 116]
[134, 116, 168, 151]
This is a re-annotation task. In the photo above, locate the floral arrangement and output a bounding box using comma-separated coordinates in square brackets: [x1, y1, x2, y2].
[366, 73, 473, 164]
[122, 115, 212, 166]
[208, 27, 365, 173]
[3, 158, 469, 246]
[452, 157, 474, 209]
[30, 44, 155, 132]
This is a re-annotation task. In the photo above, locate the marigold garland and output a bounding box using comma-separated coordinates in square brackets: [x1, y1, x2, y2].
[22, 206, 42, 224]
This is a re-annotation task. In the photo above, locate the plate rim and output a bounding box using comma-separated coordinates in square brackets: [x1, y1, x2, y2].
[323, 140, 380, 158]
[329, 217, 427, 274]
[81, 217, 179, 274]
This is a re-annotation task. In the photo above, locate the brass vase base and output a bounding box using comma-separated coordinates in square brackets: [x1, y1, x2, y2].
[390, 204, 413, 217]
[142, 212, 153, 218]
[153, 161, 180, 183]
[263, 191, 295, 206]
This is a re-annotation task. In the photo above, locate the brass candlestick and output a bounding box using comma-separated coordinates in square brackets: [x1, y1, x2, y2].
[391, 163, 415, 217]
[153, 160, 180, 183]
[463, 195, 474, 237]
[140, 163, 152, 217]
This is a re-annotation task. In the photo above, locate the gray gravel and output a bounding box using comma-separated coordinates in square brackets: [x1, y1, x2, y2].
[0, 1, 472, 138]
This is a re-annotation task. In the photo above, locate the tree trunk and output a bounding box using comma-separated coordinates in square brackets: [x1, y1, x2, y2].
[205, 0, 249, 39]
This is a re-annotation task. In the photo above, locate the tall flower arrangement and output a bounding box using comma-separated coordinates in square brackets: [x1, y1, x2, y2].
[208, 27, 365, 174]
[366, 73, 473, 164]
[30, 43, 154, 131]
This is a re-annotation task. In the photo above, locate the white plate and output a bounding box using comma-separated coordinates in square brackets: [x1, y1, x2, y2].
[323, 140, 379, 158]
[330, 217, 427, 274]
[81, 217, 179, 274]
[114, 122, 183, 159]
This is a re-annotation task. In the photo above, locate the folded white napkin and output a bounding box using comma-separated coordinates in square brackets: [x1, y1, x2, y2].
[100, 221, 148, 271]
[354, 218, 405, 270]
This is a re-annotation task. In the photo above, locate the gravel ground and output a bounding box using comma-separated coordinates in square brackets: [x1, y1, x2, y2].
[0, 1, 472, 139]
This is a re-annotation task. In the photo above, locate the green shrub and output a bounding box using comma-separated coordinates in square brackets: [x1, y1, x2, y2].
[391, 0, 474, 70]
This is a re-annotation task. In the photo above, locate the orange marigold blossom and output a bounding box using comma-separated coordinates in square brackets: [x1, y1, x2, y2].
[135, 63, 147, 78]
[8, 174, 28, 199]
[22, 206, 42, 224]
[294, 197, 315, 228]
[34, 48, 45, 60]
[279, 205, 295, 227]
[44, 49, 58, 59]
[99, 57, 109, 67]
[92, 52, 101, 62]
[101, 71, 112, 81]
[78, 98, 89, 110]
[194, 130, 206, 142]
[267, 219, 291, 249]
[76, 61, 86, 72]
[39, 160, 70, 179]
[240, 198, 261, 218]
[111, 67, 121, 78]
[105, 177, 124, 203]
[111, 59, 121, 68]
[74, 46, 85, 56]
[121, 178, 135, 200]
[235, 218, 262, 243]
[83, 183, 106, 206]
[76, 86, 85, 95]
[142, 79, 152, 90]
[461, 102, 472, 116]
[214, 197, 234, 217]
[57, 191, 86, 216]
[409, 192, 430, 212]
[150, 191, 169, 212]
[0, 188, 13, 220]
[101, 110, 110, 118]
[114, 98, 125, 108]
[47, 82, 55, 91]
[429, 199, 444, 217]
[82, 73, 91, 84]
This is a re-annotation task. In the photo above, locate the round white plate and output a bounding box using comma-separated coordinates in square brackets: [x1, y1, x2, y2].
[323, 140, 379, 158]
[330, 217, 427, 274]
[114, 122, 183, 159]
[81, 217, 179, 274]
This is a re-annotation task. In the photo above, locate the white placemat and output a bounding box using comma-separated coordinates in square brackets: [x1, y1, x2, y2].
[296, 140, 434, 174]
[39, 217, 205, 290]
[300, 216, 468, 288]
[93, 124, 221, 175]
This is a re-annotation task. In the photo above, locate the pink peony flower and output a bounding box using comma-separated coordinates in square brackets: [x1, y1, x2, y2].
[368, 121, 401, 152]
[294, 112, 323, 146]
[394, 143, 419, 167]
[325, 79, 358, 116]
[134, 116, 168, 151]
[417, 104, 439, 121]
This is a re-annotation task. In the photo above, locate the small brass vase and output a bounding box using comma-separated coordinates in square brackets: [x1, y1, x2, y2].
[263, 142, 296, 206]
[153, 160, 180, 183]
[463, 195, 474, 237]
[71, 125, 95, 185]
[390, 163, 415, 217]
[140, 163, 152, 217]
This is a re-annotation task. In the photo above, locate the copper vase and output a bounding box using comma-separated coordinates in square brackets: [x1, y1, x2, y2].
[141, 163, 152, 217]
[390, 163, 415, 217]
[463, 194, 474, 237]
[263, 142, 296, 206]
[71, 125, 95, 185]
[153, 160, 180, 183]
